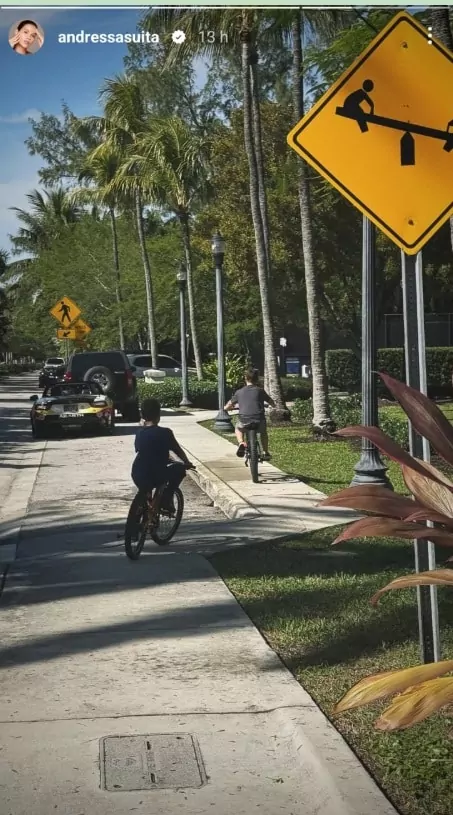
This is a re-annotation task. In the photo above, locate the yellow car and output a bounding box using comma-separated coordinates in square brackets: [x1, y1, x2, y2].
[30, 381, 115, 438]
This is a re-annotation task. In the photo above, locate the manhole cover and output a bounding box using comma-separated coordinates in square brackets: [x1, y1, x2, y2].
[100, 734, 207, 791]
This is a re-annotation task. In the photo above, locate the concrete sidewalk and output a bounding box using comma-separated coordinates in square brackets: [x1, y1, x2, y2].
[0, 381, 396, 814]
[161, 408, 359, 540]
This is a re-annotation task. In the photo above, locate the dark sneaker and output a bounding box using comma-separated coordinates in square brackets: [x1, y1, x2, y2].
[160, 501, 175, 516]
[236, 443, 246, 458]
[262, 452, 272, 462]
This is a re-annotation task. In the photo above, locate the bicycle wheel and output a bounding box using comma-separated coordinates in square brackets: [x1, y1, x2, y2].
[248, 429, 259, 483]
[151, 487, 184, 545]
[124, 493, 148, 560]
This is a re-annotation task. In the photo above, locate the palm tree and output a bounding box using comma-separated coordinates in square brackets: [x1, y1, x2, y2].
[71, 143, 125, 348]
[81, 76, 159, 367]
[9, 188, 80, 256]
[118, 117, 210, 379]
[145, 8, 289, 415]
[290, 10, 333, 431]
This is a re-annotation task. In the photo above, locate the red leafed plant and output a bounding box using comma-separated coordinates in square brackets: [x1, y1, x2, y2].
[319, 372, 453, 731]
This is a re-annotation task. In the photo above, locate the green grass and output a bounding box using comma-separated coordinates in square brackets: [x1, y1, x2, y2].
[201, 419, 408, 494]
[211, 530, 453, 815]
[204, 407, 453, 814]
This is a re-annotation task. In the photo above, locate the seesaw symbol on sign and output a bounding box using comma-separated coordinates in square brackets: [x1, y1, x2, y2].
[286, 11, 453, 254]
[336, 79, 453, 165]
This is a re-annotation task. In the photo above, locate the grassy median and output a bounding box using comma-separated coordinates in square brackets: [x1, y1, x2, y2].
[205, 413, 453, 815]
[211, 529, 453, 815]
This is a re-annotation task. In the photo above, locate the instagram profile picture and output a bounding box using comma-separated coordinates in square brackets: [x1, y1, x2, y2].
[9, 20, 44, 55]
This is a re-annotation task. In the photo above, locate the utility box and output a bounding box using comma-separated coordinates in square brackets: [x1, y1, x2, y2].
[144, 369, 166, 384]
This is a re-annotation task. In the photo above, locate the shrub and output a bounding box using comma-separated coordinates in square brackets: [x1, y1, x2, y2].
[202, 353, 249, 390]
[0, 362, 36, 375]
[326, 347, 453, 397]
[138, 374, 312, 410]
[280, 377, 312, 401]
[292, 393, 409, 447]
[137, 377, 220, 409]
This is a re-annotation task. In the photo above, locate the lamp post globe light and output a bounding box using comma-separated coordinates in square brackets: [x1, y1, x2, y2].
[212, 232, 234, 432]
[176, 262, 192, 408]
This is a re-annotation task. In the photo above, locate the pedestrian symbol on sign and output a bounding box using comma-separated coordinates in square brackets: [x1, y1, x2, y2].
[50, 296, 81, 326]
[58, 301, 72, 324]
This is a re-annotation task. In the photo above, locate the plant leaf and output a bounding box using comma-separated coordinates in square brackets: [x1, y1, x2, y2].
[333, 426, 448, 485]
[371, 569, 453, 606]
[402, 464, 453, 521]
[375, 677, 453, 731]
[319, 486, 421, 519]
[379, 372, 453, 467]
[332, 517, 453, 547]
[334, 660, 453, 714]
[404, 509, 453, 528]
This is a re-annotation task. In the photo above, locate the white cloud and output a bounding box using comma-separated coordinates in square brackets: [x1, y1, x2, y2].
[0, 109, 42, 125]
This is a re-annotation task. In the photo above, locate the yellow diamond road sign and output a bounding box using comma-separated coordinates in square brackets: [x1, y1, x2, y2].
[50, 296, 81, 326]
[287, 12, 453, 255]
[57, 328, 76, 340]
[73, 318, 91, 337]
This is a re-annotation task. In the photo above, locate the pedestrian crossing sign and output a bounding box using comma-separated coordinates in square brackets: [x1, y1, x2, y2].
[50, 296, 81, 326]
[287, 12, 453, 254]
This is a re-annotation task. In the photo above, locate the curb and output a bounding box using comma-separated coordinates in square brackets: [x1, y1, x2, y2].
[0, 440, 46, 567]
[185, 453, 260, 520]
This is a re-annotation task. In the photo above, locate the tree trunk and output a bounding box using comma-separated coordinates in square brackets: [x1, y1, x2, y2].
[135, 190, 158, 367]
[250, 55, 272, 390]
[292, 12, 332, 430]
[249, 57, 271, 276]
[240, 27, 288, 418]
[431, 9, 453, 253]
[179, 214, 203, 380]
[109, 207, 124, 349]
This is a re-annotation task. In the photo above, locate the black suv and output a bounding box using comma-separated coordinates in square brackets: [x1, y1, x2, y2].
[64, 351, 140, 422]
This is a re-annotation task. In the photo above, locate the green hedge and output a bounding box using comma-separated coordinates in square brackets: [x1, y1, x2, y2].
[326, 347, 453, 396]
[292, 394, 410, 448]
[137, 375, 312, 410]
[0, 362, 37, 376]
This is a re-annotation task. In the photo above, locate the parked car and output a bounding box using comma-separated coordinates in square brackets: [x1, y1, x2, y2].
[127, 353, 195, 379]
[64, 351, 140, 422]
[30, 381, 115, 438]
[38, 357, 66, 388]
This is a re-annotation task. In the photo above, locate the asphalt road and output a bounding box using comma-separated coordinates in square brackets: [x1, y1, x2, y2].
[0, 373, 225, 561]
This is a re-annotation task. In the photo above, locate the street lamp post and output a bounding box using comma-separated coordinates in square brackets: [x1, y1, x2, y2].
[212, 232, 234, 432]
[176, 263, 192, 408]
[351, 216, 392, 488]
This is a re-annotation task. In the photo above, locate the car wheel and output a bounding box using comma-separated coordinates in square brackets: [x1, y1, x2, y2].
[122, 402, 140, 423]
[83, 365, 115, 394]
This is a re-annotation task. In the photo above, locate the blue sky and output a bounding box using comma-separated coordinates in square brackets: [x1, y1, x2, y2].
[0, 8, 206, 254]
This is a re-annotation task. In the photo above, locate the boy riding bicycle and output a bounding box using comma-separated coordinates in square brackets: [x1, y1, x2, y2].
[131, 398, 194, 514]
[224, 367, 275, 460]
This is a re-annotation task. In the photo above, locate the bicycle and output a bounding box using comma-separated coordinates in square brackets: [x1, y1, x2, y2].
[242, 422, 263, 484]
[124, 464, 194, 560]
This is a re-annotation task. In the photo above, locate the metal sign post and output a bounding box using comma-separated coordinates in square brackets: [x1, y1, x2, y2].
[401, 250, 440, 663]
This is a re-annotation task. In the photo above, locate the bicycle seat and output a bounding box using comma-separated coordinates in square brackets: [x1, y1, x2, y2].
[241, 421, 260, 430]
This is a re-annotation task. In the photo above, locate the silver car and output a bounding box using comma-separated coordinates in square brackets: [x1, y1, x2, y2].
[127, 353, 182, 379]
